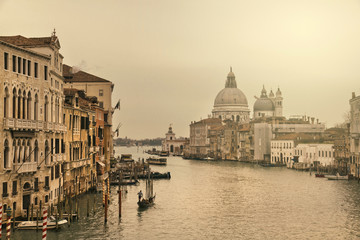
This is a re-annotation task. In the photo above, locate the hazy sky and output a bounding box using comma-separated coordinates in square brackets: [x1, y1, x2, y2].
[1, 0, 360, 139]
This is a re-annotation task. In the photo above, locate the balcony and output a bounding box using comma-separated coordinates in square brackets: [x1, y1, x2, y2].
[14, 162, 37, 174]
[95, 146, 100, 152]
[89, 147, 94, 152]
[4, 118, 45, 131]
[100, 156, 105, 161]
[71, 161, 80, 169]
[4, 118, 15, 128]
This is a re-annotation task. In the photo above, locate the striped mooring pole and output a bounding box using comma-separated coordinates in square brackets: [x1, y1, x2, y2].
[42, 208, 48, 240]
[102, 179, 105, 205]
[0, 203, 2, 238]
[6, 215, 11, 240]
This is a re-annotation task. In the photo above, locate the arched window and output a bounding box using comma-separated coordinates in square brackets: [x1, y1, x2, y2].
[22, 90, 26, 119]
[44, 96, 48, 122]
[12, 88, 17, 118]
[4, 139, 9, 169]
[4, 87, 9, 118]
[34, 94, 39, 120]
[26, 140, 31, 162]
[50, 96, 53, 122]
[17, 89, 22, 119]
[34, 140, 39, 163]
[22, 139, 26, 162]
[17, 139, 21, 163]
[27, 92, 32, 120]
[231, 115, 234, 121]
[12, 140, 17, 164]
[236, 115, 240, 122]
[45, 140, 49, 165]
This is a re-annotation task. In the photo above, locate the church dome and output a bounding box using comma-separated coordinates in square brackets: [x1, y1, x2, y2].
[213, 67, 248, 107]
[254, 98, 275, 111]
[214, 88, 248, 106]
[254, 86, 275, 111]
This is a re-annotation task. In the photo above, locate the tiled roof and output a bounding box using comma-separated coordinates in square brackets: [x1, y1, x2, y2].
[63, 64, 111, 83]
[0, 35, 56, 47]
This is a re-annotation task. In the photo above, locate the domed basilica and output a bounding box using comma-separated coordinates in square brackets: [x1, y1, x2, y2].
[253, 86, 283, 119]
[212, 68, 283, 123]
[212, 68, 250, 123]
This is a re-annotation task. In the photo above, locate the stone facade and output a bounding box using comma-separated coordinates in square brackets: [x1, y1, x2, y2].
[295, 144, 334, 166]
[350, 92, 360, 177]
[186, 118, 223, 159]
[63, 65, 114, 173]
[162, 126, 187, 155]
[0, 34, 66, 217]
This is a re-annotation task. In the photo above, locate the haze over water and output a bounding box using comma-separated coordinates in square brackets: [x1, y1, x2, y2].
[8, 146, 360, 239]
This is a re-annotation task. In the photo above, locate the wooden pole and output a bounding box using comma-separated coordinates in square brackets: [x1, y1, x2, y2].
[118, 170, 121, 218]
[31, 204, 33, 221]
[76, 199, 79, 221]
[12, 207, 15, 232]
[36, 209, 39, 231]
[104, 194, 108, 223]
[87, 198, 89, 217]
[56, 209, 58, 230]
[93, 194, 96, 216]
[119, 188, 122, 218]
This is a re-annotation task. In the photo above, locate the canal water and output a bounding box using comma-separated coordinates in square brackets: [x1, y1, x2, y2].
[9, 146, 360, 239]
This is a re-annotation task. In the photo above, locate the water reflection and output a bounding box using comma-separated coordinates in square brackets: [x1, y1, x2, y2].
[8, 146, 360, 239]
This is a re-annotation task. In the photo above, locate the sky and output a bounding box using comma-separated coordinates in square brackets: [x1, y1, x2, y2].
[1, 0, 360, 139]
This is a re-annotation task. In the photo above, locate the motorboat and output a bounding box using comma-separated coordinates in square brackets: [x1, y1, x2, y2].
[146, 157, 167, 166]
[327, 173, 349, 180]
[17, 216, 68, 230]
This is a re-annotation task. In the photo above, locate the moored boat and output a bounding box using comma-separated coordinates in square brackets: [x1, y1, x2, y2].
[315, 173, 326, 178]
[17, 216, 68, 230]
[159, 151, 169, 157]
[327, 173, 349, 180]
[146, 157, 167, 166]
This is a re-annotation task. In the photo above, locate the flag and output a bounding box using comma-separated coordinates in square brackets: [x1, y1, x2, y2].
[114, 100, 120, 110]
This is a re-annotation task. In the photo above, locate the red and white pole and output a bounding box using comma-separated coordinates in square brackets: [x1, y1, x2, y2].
[6, 215, 11, 240]
[0, 203, 2, 238]
[42, 208, 47, 240]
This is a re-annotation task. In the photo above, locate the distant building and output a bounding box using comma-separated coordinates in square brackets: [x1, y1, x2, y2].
[186, 118, 223, 159]
[253, 86, 283, 119]
[162, 126, 188, 155]
[254, 118, 326, 161]
[295, 144, 334, 166]
[212, 68, 250, 123]
[350, 92, 360, 177]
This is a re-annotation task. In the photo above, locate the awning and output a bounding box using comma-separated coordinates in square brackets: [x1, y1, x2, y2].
[97, 161, 105, 167]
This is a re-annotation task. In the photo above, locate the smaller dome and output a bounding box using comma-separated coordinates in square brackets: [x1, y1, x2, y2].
[254, 98, 275, 111]
[276, 88, 282, 97]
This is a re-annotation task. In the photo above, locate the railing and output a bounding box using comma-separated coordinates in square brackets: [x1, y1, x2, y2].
[14, 162, 37, 173]
[71, 161, 80, 169]
[3, 118, 15, 128]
